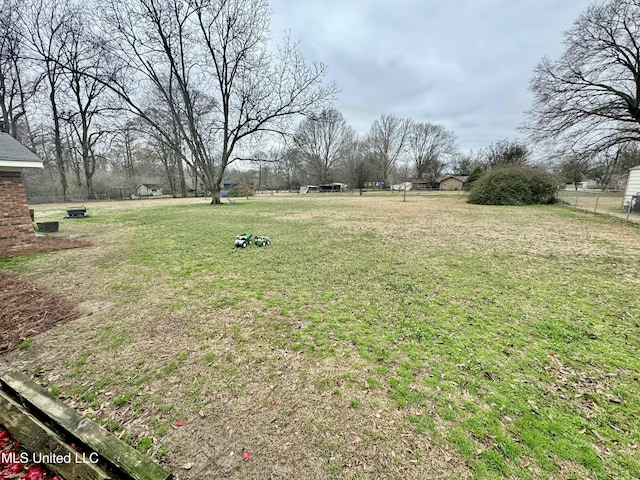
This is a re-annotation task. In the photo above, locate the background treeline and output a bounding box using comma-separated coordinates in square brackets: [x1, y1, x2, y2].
[3, 0, 639, 203]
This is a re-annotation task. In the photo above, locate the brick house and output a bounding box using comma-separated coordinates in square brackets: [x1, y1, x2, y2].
[438, 175, 468, 191]
[0, 133, 44, 256]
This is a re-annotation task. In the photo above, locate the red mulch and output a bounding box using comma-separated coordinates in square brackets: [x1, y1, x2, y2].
[1, 427, 60, 479]
[0, 271, 80, 353]
[0, 237, 91, 259]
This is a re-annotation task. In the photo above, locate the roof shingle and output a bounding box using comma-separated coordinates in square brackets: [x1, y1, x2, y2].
[0, 133, 43, 167]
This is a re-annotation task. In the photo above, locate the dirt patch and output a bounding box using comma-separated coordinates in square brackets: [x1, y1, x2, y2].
[0, 236, 91, 259]
[0, 271, 80, 352]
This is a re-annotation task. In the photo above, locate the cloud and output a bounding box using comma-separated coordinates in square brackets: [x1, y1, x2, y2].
[269, 0, 594, 150]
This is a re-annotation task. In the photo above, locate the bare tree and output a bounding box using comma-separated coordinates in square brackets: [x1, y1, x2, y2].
[407, 122, 457, 187]
[451, 150, 482, 176]
[61, 10, 114, 199]
[294, 108, 352, 184]
[482, 139, 529, 169]
[96, 0, 336, 204]
[589, 142, 640, 188]
[366, 114, 411, 187]
[143, 128, 178, 197]
[526, 0, 640, 156]
[62, 121, 83, 187]
[274, 147, 305, 190]
[618, 142, 640, 172]
[247, 148, 286, 193]
[557, 155, 591, 189]
[23, 0, 79, 200]
[96, 0, 222, 201]
[0, 0, 39, 141]
[341, 135, 372, 195]
[108, 122, 140, 187]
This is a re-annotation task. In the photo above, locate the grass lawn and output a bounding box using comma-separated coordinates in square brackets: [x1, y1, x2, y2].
[1, 193, 639, 479]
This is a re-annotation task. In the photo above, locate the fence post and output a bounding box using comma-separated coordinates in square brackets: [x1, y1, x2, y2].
[626, 200, 632, 222]
[594, 192, 600, 213]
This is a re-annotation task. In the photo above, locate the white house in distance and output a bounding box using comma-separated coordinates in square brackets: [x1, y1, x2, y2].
[0, 133, 43, 255]
[135, 184, 163, 197]
[623, 165, 640, 207]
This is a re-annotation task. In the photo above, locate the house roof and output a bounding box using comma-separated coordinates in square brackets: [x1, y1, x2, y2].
[438, 175, 469, 182]
[137, 183, 161, 189]
[0, 133, 43, 170]
[319, 183, 346, 188]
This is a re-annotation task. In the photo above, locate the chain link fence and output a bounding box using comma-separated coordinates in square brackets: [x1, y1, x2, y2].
[27, 194, 114, 204]
[556, 189, 640, 223]
[26, 191, 179, 204]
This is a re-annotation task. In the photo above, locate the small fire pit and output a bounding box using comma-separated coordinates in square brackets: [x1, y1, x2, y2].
[65, 207, 87, 218]
[36, 222, 59, 233]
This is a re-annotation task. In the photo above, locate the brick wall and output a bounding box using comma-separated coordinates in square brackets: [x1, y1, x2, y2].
[0, 170, 36, 256]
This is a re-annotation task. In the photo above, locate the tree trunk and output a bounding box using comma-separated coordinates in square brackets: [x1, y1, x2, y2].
[163, 160, 176, 198]
[85, 175, 94, 200]
[210, 168, 224, 204]
[82, 134, 96, 200]
[52, 112, 69, 201]
[177, 156, 187, 197]
[210, 183, 222, 204]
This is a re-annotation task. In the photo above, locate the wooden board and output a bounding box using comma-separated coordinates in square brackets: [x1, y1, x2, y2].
[1, 371, 172, 480]
[0, 389, 110, 480]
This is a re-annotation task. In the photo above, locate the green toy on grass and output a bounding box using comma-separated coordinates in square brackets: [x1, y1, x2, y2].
[235, 234, 271, 248]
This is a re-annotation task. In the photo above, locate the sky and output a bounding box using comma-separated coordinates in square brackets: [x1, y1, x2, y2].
[268, 0, 595, 152]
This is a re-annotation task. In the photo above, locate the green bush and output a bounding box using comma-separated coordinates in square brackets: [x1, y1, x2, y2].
[227, 184, 254, 197]
[467, 165, 558, 205]
[464, 166, 485, 191]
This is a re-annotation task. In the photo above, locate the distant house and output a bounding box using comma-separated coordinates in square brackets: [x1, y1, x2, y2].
[564, 181, 590, 191]
[623, 166, 640, 208]
[135, 184, 163, 197]
[300, 185, 319, 193]
[364, 181, 386, 190]
[319, 182, 347, 192]
[611, 173, 628, 190]
[408, 178, 431, 190]
[300, 183, 347, 193]
[0, 133, 43, 256]
[390, 181, 412, 192]
[410, 178, 455, 190]
[438, 175, 468, 191]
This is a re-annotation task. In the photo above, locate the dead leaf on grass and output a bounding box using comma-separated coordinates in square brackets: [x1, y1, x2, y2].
[483, 371, 499, 381]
